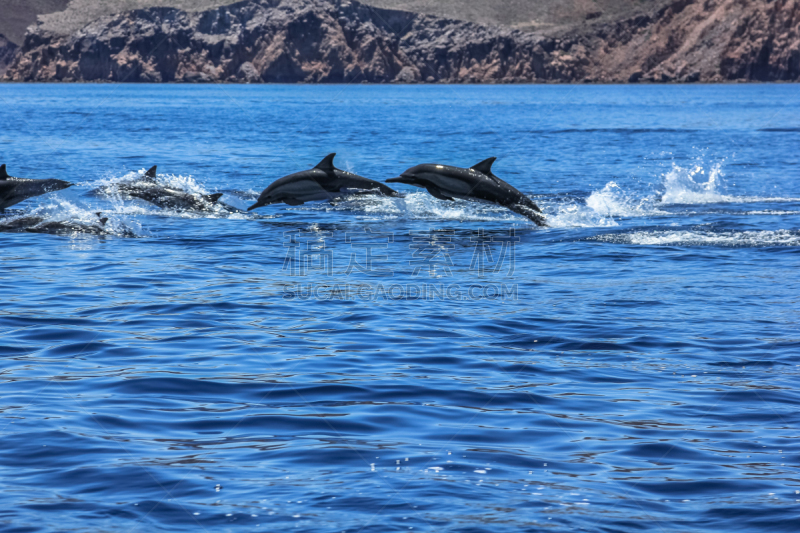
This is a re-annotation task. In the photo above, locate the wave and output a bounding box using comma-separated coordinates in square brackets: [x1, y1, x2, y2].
[589, 229, 800, 247]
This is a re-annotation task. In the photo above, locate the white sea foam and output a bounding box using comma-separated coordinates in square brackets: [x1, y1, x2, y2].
[592, 229, 800, 247]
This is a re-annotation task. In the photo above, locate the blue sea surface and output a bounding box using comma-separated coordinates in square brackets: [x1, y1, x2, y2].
[1, 84, 799, 532]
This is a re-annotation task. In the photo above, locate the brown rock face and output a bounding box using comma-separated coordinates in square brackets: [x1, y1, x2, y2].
[570, 0, 800, 82]
[3, 0, 799, 83]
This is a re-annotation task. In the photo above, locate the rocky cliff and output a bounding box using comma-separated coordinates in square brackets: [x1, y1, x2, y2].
[3, 0, 799, 83]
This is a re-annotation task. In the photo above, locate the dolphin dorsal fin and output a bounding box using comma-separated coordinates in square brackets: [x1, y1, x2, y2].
[0, 164, 8, 179]
[471, 157, 497, 175]
[95, 213, 108, 226]
[145, 165, 157, 179]
[204, 193, 223, 204]
[314, 153, 337, 171]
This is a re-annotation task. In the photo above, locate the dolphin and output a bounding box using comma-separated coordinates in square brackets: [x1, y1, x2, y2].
[96, 165, 240, 213]
[0, 212, 134, 236]
[387, 157, 547, 226]
[0, 164, 73, 213]
[247, 154, 400, 211]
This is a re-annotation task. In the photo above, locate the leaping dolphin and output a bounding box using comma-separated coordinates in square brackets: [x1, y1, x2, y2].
[387, 158, 547, 226]
[0, 212, 134, 236]
[95, 165, 240, 213]
[0, 164, 73, 213]
[247, 154, 400, 211]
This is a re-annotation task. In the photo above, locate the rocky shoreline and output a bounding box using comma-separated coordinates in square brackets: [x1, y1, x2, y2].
[2, 0, 798, 83]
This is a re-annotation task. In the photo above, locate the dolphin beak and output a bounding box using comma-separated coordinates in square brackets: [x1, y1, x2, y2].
[246, 203, 260, 211]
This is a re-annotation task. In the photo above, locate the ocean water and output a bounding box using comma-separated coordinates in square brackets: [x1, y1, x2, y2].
[0, 84, 799, 532]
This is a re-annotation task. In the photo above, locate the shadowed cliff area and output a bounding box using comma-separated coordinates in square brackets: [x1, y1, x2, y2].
[2, 0, 799, 83]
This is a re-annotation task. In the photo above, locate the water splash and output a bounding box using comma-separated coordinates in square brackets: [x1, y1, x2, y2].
[660, 163, 733, 204]
[547, 160, 800, 228]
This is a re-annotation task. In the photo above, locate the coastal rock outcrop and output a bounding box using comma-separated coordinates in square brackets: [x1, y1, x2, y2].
[3, 0, 799, 83]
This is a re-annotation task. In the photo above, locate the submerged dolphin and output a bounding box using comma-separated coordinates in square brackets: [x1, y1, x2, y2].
[247, 154, 400, 211]
[387, 158, 547, 226]
[97, 165, 239, 213]
[0, 212, 133, 236]
[0, 164, 73, 213]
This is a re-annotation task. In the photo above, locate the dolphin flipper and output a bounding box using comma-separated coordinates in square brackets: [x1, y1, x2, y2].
[285, 198, 304, 206]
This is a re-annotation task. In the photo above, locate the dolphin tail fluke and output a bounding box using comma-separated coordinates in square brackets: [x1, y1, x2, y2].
[145, 165, 157, 179]
[471, 157, 497, 175]
[204, 193, 224, 204]
[0, 164, 8, 179]
[314, 153, 336, 171]
[508, 202, 548, 227]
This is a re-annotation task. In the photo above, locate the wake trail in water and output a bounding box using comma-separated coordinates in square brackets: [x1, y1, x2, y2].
[590, 229, 800, 247]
